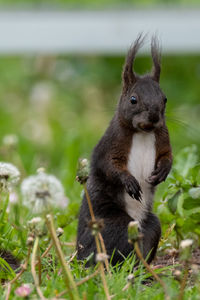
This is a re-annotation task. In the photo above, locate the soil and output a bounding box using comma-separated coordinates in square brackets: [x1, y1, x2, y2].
[152, 247, 200, 270]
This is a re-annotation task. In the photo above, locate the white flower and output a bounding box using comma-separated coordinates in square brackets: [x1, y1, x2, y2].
[0, 162, 20, 191]
[21, 169, 68, 213]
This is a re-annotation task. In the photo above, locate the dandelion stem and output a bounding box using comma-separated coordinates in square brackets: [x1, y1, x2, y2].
[83, 183, 111, 300]
[31, 237, 46, 300]
[56, 268, 99, 298]
[134, 241, 170, 300]
[122, 282, 131, 292]
[61, 242, 76, 247]
[83, 184, 95, 221]
[45, 214, 80, 300]
[178, 265, 189, 300]
[37, 253, 42, 285]
[98, 232, 111, 275]
[95, 235, 101, 253]
[5, 283, 11, 300]
[67, 250, 78, 265]
[84, 183, 110, 272]
[76, 268, 99, 287]
[41, 242, 53, 259]
[99, 263, 111, 300]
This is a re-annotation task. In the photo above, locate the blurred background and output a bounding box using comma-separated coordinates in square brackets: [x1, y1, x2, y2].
[0, 0, 200, 225]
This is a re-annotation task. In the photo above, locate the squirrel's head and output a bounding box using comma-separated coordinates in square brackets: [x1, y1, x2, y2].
[118, 34, 167, 132]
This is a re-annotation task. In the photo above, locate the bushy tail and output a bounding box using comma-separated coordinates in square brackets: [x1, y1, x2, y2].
[0, 249, 20, 270]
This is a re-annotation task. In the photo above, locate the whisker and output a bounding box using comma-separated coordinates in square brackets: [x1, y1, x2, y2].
[166, 114, 200, 139]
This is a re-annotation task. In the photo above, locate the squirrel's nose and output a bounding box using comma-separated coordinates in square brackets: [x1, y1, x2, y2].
[148, 112, 159, 124]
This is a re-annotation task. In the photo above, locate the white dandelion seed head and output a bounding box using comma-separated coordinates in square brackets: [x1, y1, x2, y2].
[56, 227, 64, 237]
[27, 236, 34, 246]
[27, 216, 46, 236]
[2, 134, 18, 147]
[96, 253, 109, 263]
[28, 217, 42, 225]
[0, 162, 20, 191]
[127, 274, 134, 282]
[21, 170, 68, 213]
[180, 239, 193, 249]
[30, 82, 53, 109]
[81, 158, 88, 167]
[128, 221, 139, 228]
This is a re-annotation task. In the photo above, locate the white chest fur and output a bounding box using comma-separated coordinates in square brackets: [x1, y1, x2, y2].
[124, 132, 156, 223]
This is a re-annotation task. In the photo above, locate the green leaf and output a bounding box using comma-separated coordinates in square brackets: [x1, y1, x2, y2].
[167, 190, 181, 214]
[176, 217, 185, 227]
[188, 164, 200, 184]
[174, 145, 198, 177]
[188, 187, 200, 199]
[183, 196, 200, 210]
[0, 257, 16, 280]
[177, 193, 185, 217]
[183, 207, 200, 216]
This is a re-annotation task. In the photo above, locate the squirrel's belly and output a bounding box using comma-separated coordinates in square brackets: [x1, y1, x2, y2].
[124, 132, 156, 223]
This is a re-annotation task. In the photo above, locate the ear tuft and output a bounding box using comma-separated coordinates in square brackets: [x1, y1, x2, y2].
[151, 36, 161, 82]
[122, 33, 146, 93]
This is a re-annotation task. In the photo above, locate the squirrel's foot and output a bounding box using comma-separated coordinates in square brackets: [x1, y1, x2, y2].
[148, 160, 171, 186]
[123, 175, 142, 201]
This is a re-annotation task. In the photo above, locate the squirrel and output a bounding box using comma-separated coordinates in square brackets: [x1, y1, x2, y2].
[77, 35, 172, 266]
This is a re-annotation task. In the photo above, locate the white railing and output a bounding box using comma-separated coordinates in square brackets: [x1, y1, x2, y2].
[0, 9, 199, 54]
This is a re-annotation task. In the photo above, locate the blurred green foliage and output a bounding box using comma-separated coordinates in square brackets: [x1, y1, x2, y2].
[0, 53, 200, 299]
[157, 145, 200, 249]
[0, 0, 200, 8]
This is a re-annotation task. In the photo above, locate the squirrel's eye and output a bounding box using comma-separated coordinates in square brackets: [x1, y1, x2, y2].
[164, 97, 167, 104]
[130, 96, 137, 104]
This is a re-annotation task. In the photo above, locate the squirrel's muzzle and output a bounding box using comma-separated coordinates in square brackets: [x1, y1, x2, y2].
[138, 122, 155, 132]
[148, 111, 159, 124]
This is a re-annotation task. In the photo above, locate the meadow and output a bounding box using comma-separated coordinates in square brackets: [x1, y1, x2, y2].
[0, 53, 200, 299]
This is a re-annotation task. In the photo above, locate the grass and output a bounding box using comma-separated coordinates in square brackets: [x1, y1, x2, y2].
[0, 54, 200, 299]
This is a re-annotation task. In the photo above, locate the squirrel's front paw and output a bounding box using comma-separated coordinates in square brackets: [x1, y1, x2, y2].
[148, 160, 171, 186]
[123, 175, 142, 201]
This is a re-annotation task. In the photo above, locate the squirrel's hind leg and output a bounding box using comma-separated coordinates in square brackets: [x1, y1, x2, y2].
[77, 213, 134, 266]
[77, 211, 161, 266]
[101, 214, 134, 265]
[140, 212, 161, 263]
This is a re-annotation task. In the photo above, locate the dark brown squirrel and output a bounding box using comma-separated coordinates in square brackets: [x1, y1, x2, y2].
[77, 34, 172, 266]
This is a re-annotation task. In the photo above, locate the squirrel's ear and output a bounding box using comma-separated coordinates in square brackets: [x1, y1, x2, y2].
[151, 36, 161, 83]
[122, 34, 145, 93]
